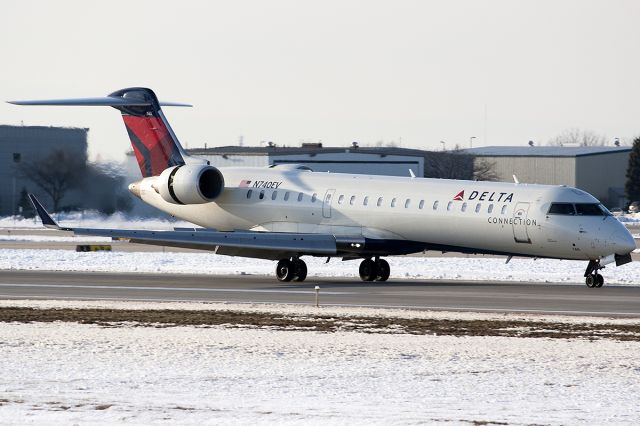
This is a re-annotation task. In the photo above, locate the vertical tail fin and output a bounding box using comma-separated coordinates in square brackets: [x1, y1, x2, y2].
[8, 87, 193, 177]
[109, 88, 186, 177]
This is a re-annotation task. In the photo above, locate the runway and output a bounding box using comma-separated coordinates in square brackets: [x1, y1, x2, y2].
[0, 270, 639, 317]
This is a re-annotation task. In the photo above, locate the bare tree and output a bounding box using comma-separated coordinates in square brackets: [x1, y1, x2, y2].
[17, 148, 86, 212]
[473, 159, 499, 181]
[424, 150, 475, 180]
[547, 128, 608, 147]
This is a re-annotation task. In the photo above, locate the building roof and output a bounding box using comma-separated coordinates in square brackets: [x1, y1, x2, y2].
[0, 124, 89, 132]
[186, 145, 432, 157]
[462, 146, 631, 158]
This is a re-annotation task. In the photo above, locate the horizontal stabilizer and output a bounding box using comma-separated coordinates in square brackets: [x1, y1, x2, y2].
[8, 97, 191, 107]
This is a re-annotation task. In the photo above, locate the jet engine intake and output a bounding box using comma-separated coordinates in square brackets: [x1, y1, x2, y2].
[157, 165, 224, 205]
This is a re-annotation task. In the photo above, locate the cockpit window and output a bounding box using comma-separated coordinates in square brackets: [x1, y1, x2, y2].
[548, 203, 575, 215]
[575, 203, 606, 216]
[599, 204, 613, 216]
[548, 202, 611, 216]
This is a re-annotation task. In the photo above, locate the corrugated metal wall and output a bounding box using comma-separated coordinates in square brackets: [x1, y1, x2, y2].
[477, 152, 630, 206]
[476, 156, 576, 186]
[269, 152, 424, 177]
[575, 152, 629, 205]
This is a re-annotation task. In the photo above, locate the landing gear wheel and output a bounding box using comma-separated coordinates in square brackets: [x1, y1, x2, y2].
[359, 258, 377, 281]
[584, 260, 606, 288]
[595, 273, 604, 288]
[293, 259, 307, 282]
[276, 259, 295, 282]
[375, 259, 390, 282]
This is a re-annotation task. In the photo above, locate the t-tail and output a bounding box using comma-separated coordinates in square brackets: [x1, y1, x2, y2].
[8, 87, 194, 177]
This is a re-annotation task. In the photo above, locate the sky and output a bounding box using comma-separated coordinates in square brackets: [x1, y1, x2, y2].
[1, 0, 639, 162]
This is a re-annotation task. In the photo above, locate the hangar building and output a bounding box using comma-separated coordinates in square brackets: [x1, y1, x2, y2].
[188, 144, 425, 177]
[463, 146, 631, 208]
[0, 125, 88, 215]
[125, 144, 426, 181]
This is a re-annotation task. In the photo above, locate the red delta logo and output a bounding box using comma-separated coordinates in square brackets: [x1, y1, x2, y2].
[453, 190, 464, 201]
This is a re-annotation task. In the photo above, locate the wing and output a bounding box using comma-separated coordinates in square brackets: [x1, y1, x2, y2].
[28, 194, 372, 260]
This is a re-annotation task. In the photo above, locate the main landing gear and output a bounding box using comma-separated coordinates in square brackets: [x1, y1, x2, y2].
[584, 259, 605, 288]
[276, 258, 307, 282]
[359, 257, 390, 282]
[274, 257, 391, 283]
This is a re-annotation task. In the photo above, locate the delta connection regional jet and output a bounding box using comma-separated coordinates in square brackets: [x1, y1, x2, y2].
[9, 88, 636, 287]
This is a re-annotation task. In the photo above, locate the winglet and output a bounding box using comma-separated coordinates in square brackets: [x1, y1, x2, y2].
[27, 194, 67, 230]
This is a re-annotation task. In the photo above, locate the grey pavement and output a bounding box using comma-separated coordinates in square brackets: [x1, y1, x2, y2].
[0, 270, 638, 317]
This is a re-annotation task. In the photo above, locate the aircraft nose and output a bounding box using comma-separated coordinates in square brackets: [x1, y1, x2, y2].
[611, 229, 636, 255]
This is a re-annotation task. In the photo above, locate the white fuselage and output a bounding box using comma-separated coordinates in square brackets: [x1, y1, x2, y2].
[134, 166, 635, 261]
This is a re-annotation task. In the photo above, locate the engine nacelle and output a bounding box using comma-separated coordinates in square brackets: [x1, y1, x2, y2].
[157, 165, 225, 205]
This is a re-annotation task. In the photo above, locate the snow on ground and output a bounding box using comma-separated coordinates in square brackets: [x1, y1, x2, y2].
[0, 212, 194, 230]
[0, 235, 112, 243]
[0, 321, 638, 425]
[0, 248, 639, 286]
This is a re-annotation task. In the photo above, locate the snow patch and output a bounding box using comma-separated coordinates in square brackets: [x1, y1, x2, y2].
[0, 322, 638, 424]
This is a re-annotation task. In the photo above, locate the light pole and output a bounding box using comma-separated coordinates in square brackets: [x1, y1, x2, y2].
[440, 141, 446, 151]
[470, 136, 476, 148]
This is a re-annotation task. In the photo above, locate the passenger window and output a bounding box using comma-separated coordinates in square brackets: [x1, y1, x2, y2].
[447, 201, 453, 211]
[259, 190, 265, 200]
[461, 202, 467, 212]
[433, 200, 439, 210]
[548, 203, 575, 215]
[311, 193, 317, 202]
[575, 203, 605, 216]
[350, 195, 356, 205]
[404, 199, 410, 208]
[284, 192, 290, 201]
[363, 196, 369, 206]
[246, 190, 252, 199]
[475, 203, 481, 213]
[501, 205, 507, 215]
[419, 200, 424, 209]
[391, 198, 397, 207]
[298, 193, 304, 202]
[488, 204, 494, 214]
[271, 191, 277, 200]
[338, 195, 345, 204]
[377, 197, 383, 207]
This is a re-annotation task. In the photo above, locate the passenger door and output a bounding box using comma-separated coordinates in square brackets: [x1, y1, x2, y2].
[512, 202, 531, 243]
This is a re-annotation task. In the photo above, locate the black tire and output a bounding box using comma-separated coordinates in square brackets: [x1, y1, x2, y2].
[276, 259, 295, 282]
[293, 259, 307, 282]
[359, 258, 377, 281]
[585, 274, 596, 288]
[595, 273, 604, 288]
[375, 259, 390, 282]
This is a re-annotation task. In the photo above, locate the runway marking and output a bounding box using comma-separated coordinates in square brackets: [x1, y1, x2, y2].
[0, 294, 638, 318]
[0, 283, 353, 295]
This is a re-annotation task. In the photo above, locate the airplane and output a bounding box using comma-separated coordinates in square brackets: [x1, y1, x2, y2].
[10, 87, 636, 288]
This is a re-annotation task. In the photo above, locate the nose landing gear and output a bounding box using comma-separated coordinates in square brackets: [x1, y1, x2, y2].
[584, 260, 605, 288]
